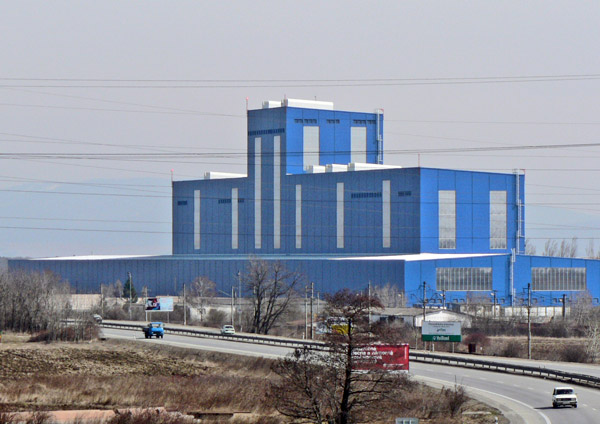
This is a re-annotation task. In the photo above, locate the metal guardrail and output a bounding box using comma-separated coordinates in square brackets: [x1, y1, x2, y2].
[101, 322, 324, 350]
[102, 322, 600, 389]
[409, 351, 600, 389]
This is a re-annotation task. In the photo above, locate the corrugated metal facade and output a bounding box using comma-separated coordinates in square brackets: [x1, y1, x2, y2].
[8, 101, 600, 306]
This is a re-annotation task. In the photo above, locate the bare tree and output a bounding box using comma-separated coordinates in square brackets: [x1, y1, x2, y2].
[271, 289, 413, 424]
[525, 238, 537, 255]
[543, 239, 559, 257]
[244, 261, 301, 334]
[371, 283, 400, 308]
[185, 276, 216, 322]
[0, 270, 88, 340]
[543, 237, 578, 258]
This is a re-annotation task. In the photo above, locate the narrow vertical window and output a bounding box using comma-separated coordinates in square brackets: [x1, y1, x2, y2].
[303, 126, 319, 170]
[193, 190, 201, 250]
[274, 136, 281, 249]
[231, 188, 238, 250]
[351, 126, 367, 163]
[439, 190, 456, 249]
[337, 182, 344, 248]
[382, 180, 391, 248]
[295, 184, 302, 249]
[490, 190, 507, 249]
[255, 138, 262, 249]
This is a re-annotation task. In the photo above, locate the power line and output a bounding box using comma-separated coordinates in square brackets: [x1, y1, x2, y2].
[0, 74, 599, 89]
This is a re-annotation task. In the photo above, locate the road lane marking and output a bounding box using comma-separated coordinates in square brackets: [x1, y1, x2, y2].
[415, 375, 551, 424]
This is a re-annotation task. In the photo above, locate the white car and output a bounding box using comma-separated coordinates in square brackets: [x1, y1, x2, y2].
[220, 325, 236, 335]
[552, 386, 577, 408]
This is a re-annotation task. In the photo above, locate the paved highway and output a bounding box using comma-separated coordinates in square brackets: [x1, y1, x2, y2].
[102, 328, 600, 424]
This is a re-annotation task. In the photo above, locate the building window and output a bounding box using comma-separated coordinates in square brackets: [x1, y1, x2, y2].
[337, 182, 344, 249]
[303, 126, 320, 170]
[232, 188, 238, 250]
[490, 190, 507, 249]
[218, 198, 232, 204]
[382, 180, 391, 248]
[296, 184, 302, 249]
[436, 267, 492, 291]
[439, 190, 456, 249]
[255, 138, 262, 249]
[398, 191, 412, 197]
[353, 119, 366, 124]
[531, 268, 587, 291]
[327, 119, 340, 124]
[303, 118, 317, 124]
[194, 190, 200, 250]
[294, 119, 303, 123]
[274, 136, 281, 249]
[177, 200, 188, 206]
[350, 191, 382, 199]
[351, 126, 367, 163]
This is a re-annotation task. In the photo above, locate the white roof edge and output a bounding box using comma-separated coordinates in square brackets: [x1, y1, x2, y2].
[348, 163, 402, 171]
[33, 254, 157, 261]
[283, 98, 334, 110]
[203, 172, 247, 180]
[330, 253, 505, 261]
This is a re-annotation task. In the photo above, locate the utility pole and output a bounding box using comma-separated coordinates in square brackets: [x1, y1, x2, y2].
[230, 286, 235, 327]
[304, 285, 308, 339]
[238, 271, 242, 331]
[561, 293, 567, 319]
[143, 286, 148, 322]
[422, 281, 427, 322]
[310, 282, 314, 339]
[527, 283, 532, 360]
[183, 283, 187, 326]
[128, 272, 132, 321]
[441, 289, 446, 309]
[100, 285, 105, 318]
[368, 281, 372, 328]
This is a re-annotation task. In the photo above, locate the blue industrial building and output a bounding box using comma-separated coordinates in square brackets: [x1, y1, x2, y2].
[9, 98, 600, 308]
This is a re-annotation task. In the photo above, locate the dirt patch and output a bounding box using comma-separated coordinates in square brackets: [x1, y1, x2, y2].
[0, 337, 504, 423]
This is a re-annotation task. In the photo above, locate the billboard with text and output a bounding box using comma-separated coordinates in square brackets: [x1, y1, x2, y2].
[422, 321, 462, 342]
[145, 297, 174, 312]
[352, 344, 410, 371]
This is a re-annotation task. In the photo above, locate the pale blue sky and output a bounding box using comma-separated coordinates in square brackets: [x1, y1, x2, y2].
[1, 1, 600, 257]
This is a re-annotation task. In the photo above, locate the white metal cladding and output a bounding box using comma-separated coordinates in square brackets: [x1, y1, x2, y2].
[436, 267, 493, 291]
[382, 180, 391, 248]
[254, 138, 262, 249]
[490, 190, 507, 249]
[295, 184, 302, 249]
[231, 188, 238, 250]
[439, 190, 456, 249]
[303, 126, 320, 170]
[274, 136, 281, 249]
[337, 182, 344, 248]
[193, 190, 200, 250]
[532, 267, 587, 291]
[351, 126, 367, 164]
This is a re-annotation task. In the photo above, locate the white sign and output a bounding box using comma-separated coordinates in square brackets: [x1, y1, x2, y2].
[396, 418, 419, 424]
[422, 321, 461, 336]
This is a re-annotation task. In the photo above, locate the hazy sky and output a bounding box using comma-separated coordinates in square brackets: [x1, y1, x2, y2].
[2, 1, 600, 257]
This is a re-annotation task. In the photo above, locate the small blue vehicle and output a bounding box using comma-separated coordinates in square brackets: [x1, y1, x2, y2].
[143, 322, 164, 339]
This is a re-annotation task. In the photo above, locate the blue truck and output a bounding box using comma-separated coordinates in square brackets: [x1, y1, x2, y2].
[143, 322, 164, 339]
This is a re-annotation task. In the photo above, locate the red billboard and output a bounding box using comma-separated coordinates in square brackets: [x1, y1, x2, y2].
[352, 344, 410, 371]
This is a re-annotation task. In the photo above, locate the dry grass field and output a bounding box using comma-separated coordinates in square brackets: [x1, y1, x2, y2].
[0, 334, 506, 423]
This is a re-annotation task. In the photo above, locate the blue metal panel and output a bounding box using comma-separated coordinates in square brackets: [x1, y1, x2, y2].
[419, 169, 438, 252]
[456, 172, 474, 252]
